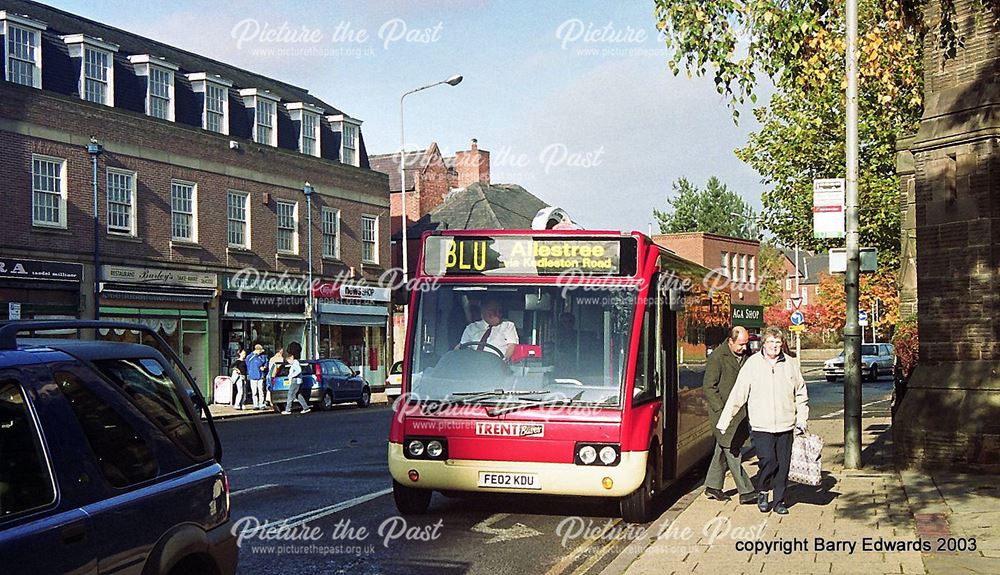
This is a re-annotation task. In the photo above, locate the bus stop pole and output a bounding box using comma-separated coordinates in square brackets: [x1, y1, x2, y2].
[843, 0, 863, 469]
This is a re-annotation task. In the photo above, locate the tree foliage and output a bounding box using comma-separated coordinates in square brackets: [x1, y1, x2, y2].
[756, 242, 787, 307]
[654, 176, 758, 238]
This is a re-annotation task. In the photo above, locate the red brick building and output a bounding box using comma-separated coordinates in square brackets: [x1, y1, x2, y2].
[652, 232, 761, 305]
[0, 1, 391, 396]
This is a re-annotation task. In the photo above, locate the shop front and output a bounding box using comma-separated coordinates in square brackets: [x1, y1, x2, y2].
[99, 265, 216, 395]
[221, 273, 308, 373]
[0, 256, 83, 321]
[314, 283, 391, 391]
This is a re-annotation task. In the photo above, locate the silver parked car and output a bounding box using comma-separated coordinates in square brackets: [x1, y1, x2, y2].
[823, 343, 895, 382]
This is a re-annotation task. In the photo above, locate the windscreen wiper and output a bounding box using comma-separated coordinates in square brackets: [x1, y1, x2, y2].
[422, 389, 548, 414]
[486, 391, 585, 417]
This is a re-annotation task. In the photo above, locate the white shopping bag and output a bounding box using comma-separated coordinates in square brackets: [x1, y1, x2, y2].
[788, 431, 823, 486]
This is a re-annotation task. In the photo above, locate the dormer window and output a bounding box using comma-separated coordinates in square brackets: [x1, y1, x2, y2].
[63, 34, 119, 106]
[239, 88, 279, 146]
[327, 114, 363, 167]
[128, 55, 178, 121]
[1, 12, 46, 88]
[188, 73, 232, 134]
[286, 102, 324, 158]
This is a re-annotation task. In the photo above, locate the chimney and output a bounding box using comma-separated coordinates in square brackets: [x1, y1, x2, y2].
[454, 138, 490, 187]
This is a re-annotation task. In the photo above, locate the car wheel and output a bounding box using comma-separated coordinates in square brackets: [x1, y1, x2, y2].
[826, 376, 837, 382]
[321, 390, 334, 411]
[357, 387, 371, 408]
[393, 479, 431, 515]
[621, 458, 656, 523]
[867, 365, 879, 382]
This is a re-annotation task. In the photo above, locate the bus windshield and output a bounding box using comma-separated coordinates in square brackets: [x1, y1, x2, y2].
[408, 284, 636, 407]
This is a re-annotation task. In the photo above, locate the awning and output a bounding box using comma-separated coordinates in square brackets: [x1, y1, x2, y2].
[318, 303, 389, 327]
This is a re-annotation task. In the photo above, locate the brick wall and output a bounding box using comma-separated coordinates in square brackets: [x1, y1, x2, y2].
[652, 232, 761, 305]
[1, 85, 390, 279]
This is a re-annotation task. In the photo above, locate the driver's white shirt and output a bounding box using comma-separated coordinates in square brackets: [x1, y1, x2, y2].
[460, 320, 519, 353]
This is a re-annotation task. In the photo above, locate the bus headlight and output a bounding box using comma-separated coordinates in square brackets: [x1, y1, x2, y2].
[578, 445, 597, 465]
[426, 440, 444, 458]
[599, 446, 618, 465]
[407, 439, 425, 457]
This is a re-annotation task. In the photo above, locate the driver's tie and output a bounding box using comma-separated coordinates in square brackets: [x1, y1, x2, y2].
[477, 326, 493, 351]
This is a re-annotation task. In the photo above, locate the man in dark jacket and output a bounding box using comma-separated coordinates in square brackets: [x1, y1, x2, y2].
[703, 326, 756, 503]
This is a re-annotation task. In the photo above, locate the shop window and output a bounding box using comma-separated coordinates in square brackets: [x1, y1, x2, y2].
[0, 379, 56, 518]
[31, 155, 66, 228]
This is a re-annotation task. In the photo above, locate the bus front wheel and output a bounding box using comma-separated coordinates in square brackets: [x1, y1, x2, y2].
[393, 480, 431, 515]
[620, 460, 656, 523]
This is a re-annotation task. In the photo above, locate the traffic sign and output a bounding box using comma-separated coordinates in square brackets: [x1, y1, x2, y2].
[859, 310, 868, 327]
[790, 295, 802, 309]
[789, 325, 806, 333]
[790, 311, 805, 326]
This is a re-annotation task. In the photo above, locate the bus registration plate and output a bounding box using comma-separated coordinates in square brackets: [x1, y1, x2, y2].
[478, 472, 541, 490]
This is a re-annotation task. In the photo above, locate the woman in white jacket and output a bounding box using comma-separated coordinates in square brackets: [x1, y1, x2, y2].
[716, 326, 809, 515]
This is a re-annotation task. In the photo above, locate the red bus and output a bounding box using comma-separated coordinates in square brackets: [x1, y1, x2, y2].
[388, 230, 730, 522]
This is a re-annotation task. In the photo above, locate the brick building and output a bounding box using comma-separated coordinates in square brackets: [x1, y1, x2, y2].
[894, 0, 1000, 472]
[652, 232, 761, 305]
[0, 0, 391, 397]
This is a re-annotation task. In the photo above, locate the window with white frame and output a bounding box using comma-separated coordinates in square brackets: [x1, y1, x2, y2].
[720, 252, 729, 278]
[342, 123, 358, 166]
[5, 22, 42, 88]
[170, 181, 196, 242]
[276, 201, 297, 254]
[361, 215, 378, 263]
[730, 254, 739, 281]
[749, 255, 756, 283]
[148, 67, 172, 120]
[301, 113, 319, 156]
[322, 207, 340, 259]
[64, 35, 118, 106]
[785, 278, 792, 291]
[106, 169, 135, 235]
[189, 73, 231, 134]
[786, 299, 793, 311]
[255, 98, 275, 145]
[31, 155, 66, 227]
[227, 191, 249, 248]
[739, 254, 747, 282]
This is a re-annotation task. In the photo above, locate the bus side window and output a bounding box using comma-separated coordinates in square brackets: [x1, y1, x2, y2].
[633, 301, 657, 403]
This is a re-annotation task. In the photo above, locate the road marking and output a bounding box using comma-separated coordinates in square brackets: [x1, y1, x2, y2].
[571, 534, 622, 575]
[820, 398, 890, 419]
[471, 513, 542, 544]
[545, 518, 622, 575]
[231, 483, 279, 497]
[280, 488, 393, 530]
[229, 448, 342, 471]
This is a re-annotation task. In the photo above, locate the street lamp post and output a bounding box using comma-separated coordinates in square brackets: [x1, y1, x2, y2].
[399, 74, 463, 283]
[87, 137, 103, 320]
[303, 182, 316, 359]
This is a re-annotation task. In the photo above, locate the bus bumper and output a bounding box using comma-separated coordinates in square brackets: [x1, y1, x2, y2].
[387, 443, 647, 497]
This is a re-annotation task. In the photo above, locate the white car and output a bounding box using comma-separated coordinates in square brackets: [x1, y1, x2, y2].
[824, 343, 895, 382]
[384, 361, 403, 398]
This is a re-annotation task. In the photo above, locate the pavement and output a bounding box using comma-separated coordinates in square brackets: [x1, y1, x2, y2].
[205, 392, 392, 420]
[602, 416, 1000, 575]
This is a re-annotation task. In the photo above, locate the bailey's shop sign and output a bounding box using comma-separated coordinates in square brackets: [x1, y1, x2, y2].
[314, 283, 391, 302]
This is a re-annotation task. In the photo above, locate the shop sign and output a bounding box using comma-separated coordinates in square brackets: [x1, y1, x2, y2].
[732, 304, 764, 328]
[314, 282, 391, 302]
[0, 257, 82, 283]
[223, 271, 306, 295]
[103, 265, 217, 288]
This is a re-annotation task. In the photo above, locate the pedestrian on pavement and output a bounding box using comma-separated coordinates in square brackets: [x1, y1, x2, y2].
[716, 326, 809, 515]
[281, 343, 311, 415]
[703, 326, 757, 504]
[230, 348, 248, 410]
[246, 344, 269, 410]
[266, 346, 284, 408]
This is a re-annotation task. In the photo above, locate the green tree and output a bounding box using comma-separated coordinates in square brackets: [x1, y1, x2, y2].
[756, 241, 787, 307]
[654, 176, 758, 238]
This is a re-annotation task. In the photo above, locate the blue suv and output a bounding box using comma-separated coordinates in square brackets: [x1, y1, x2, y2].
[0, 321, 236, 575]
[269, 358, 372, 412]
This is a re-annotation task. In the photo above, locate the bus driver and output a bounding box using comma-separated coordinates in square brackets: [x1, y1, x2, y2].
[458, 300, 519, 360]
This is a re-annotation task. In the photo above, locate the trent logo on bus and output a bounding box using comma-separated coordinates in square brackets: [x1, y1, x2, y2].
[475, 422, 545, 438]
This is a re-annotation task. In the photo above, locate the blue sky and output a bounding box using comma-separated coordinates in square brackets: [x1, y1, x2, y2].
[44, 0, 766, 230]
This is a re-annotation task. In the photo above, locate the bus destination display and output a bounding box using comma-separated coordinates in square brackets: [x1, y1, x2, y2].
[423, 236, 635, 277]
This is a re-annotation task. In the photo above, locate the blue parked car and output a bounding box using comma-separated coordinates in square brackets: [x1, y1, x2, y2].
[269, 358, 372, 412]
[0, 321, 236, 575]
